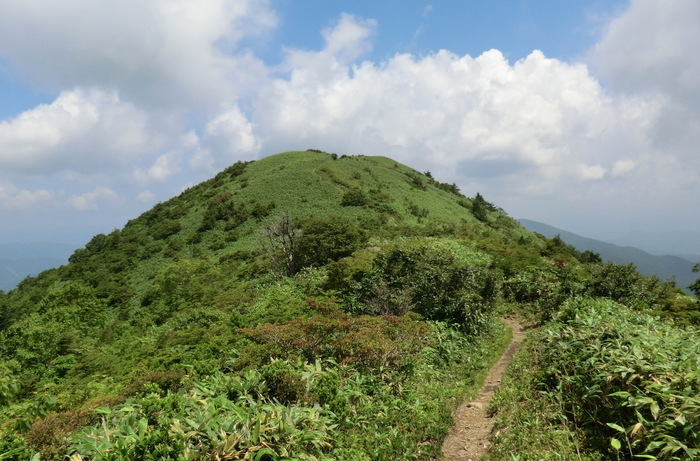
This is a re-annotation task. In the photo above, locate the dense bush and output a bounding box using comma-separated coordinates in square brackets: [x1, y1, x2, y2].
[340, 189, 369, 207]
[536, 298, 700, 459]
[297, 216, 367, 268]
[345, 239, 499, 333]
[239, 312, 432, 372]
[584, 262, 674, 309]
[67, 370, 336, 460]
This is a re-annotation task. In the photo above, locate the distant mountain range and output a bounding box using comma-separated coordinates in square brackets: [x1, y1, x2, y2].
[612, 230, 700, 263]
[2, 224, 695, 294]
[519, 219, 698, 293]
[0, 242, 76, 292]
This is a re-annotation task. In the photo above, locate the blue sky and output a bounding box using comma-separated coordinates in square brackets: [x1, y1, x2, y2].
[271, 0, 624, 63]
[0, 0, 698, 256]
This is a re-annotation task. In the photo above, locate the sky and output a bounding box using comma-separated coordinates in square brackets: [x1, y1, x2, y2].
[0, 0, 698, 255]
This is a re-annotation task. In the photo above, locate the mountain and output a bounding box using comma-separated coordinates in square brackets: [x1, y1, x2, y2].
[0, 242, 77, 292]
[0, 151, 693, 460]
[519, 219, 697, 292]
[615, 230, 700, 261]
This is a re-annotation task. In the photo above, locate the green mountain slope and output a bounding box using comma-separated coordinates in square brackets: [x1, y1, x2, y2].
[519, 219, 698, 293]
[0, 151, 694, 460]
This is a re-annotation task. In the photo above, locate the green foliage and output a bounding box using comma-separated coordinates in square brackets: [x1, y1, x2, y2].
[297, 216, 367, 268]
[239, 312, 432, 372]
[1, 150, 685, 461]
[25, 407, 97, 460]
[528, 298, 700, 460]
[238, 279, 315, 327]
[404, 172, 427, 191]
[260, 211, 302, 276]
[53, 317, 509, 461]
[340, 189, 369, 207]
[542, 234, 578, 259]
[690, 263, 700, 298]
[141, 259, 221, 318]
[0, 367, 20, 409]
[489, 325, 602, 460]
[584, 262, 673, 309]
[578, 249, 603, 264]
[345, 239, 498, 332]
[470, 192, 500, 223]
[67, 370, 335, 460]
[260, 360, 305, 404]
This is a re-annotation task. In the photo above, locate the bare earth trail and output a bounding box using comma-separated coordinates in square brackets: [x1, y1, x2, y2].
[442, 318, 526, 461]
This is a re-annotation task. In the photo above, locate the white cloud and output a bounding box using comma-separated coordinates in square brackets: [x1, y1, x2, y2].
[0, 182, 54, 209]
[279, 14, 377, 81]
[258, 37, 654, 199]
[591, 0, 700, 103]
[0, 0, 276, 108]
[579, 164, 606, 181]
[322, 14, 377, 63]
[611, 160, 636, 177]
[0, 3, 699, 242]
[0, 88, 164, 176]
[137, 190, 155, 203]
[190, 105, 261, 174]
[69, 187, 121, 211]
[133, 151, 182, 184]
[590, 0, 700, 170]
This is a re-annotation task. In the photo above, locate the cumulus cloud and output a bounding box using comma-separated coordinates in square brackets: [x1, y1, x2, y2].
[190, 105, 261, 174]
[1, 2, 699, 241]
[579, 164, 606, 181]
[0, 88, 164, 176]
[69, 187, 121, 211]
[611, 160, 636, 177]
[137, 190, 155, 203]
[278, 14, 377, 81]
[0, 0, 276, 108]
[258, 35, 655, 198]
[591, 0, 700, 102]
[590, 0, 700, 170]
[132, 152, 182, 184]
[0, 182, 54, 209]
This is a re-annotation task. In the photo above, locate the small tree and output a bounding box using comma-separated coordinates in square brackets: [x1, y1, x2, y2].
[340, 189, 369, 207]
[296, 217, 367, 267]
[690, 263, 700, 299]
[262, 212, 301, 276]
[578, 250, 603, 264]
[471, 192, 490, 222]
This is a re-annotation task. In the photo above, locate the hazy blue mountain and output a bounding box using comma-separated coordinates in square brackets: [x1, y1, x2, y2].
[613, 230, 700, 262]
[519, 219, 697, 293]
[0, 242, 77, 291]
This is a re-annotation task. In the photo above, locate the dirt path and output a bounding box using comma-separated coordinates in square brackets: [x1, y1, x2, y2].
[441, 318, 526, 461]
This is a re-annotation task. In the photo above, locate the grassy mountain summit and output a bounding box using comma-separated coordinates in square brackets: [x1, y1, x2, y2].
[0, 151, 696, 460]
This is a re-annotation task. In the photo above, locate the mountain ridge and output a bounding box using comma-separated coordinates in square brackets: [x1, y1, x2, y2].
[519, 218, 697, 292]
[0, 151, 695, 460]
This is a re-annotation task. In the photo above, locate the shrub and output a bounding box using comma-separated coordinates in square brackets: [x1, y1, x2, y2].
[340, 189, 369, 207]
[347, 239, 498, 332]
[260, 360, 305, 404]
[26, 407, 97, 460]
[297, 216, 367, 267]
[239, 312, 433, 372]
[124, 370, 185, 397]
[536, 298, 700, 459]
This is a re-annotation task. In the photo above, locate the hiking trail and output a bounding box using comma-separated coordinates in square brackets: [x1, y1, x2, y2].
[442, 318, 526, 461]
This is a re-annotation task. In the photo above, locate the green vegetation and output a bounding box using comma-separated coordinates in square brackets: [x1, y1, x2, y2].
[490, 298, 700, 460]
[0, 150, 697, 460]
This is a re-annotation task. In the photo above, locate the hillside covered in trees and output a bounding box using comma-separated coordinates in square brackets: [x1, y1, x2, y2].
[0, 151, 698, 460]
